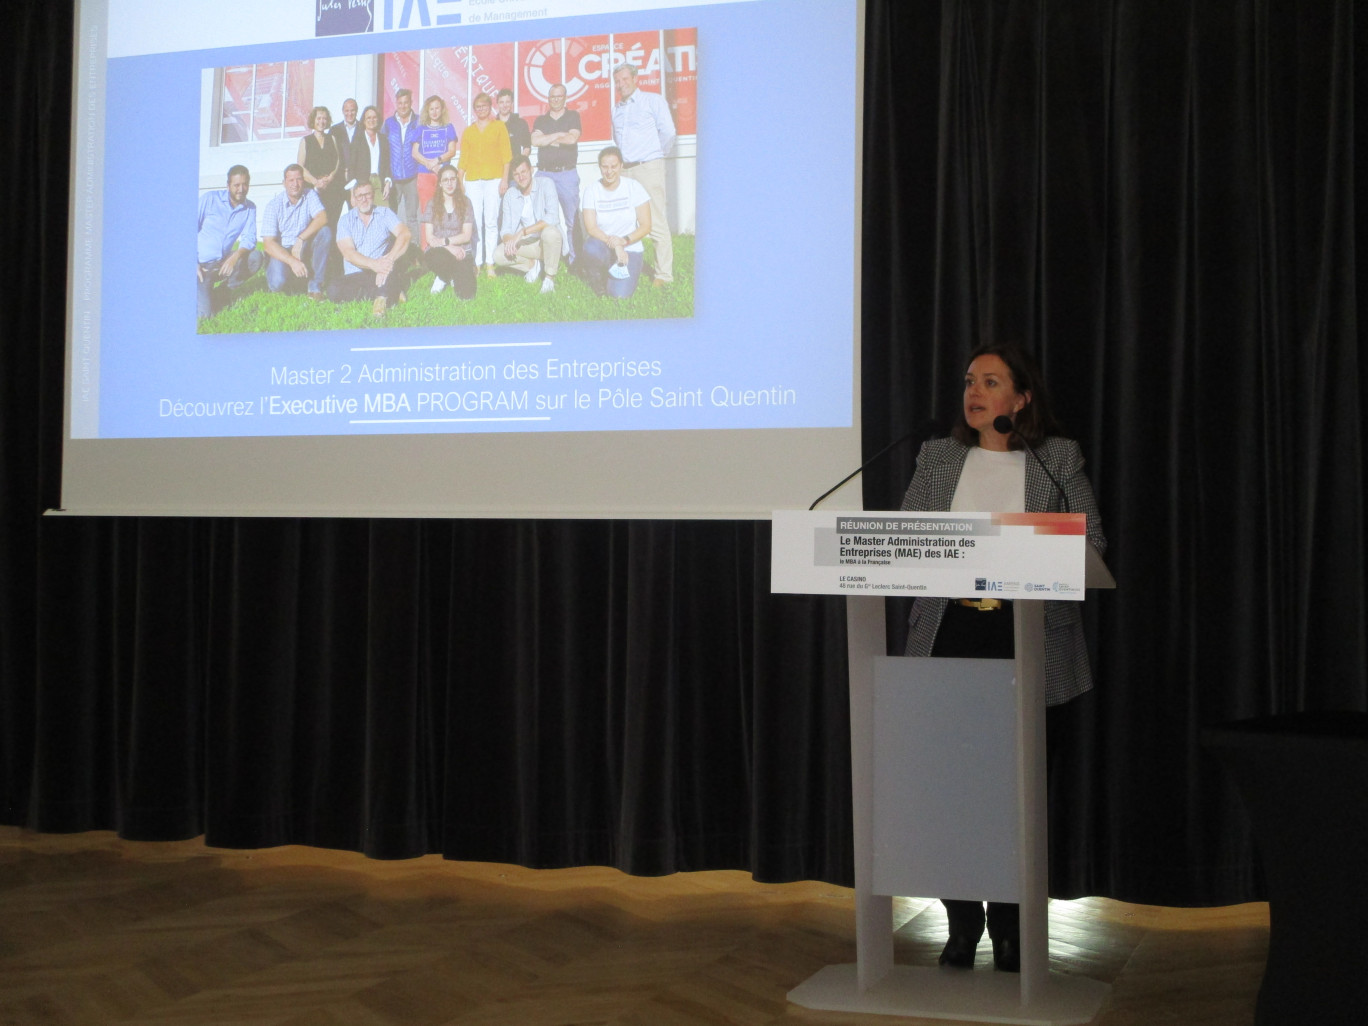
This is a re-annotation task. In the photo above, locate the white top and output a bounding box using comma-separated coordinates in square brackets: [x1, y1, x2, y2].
[611, 88, 677, 162]
[363, 133, 383, 178]
[580, 175, 651, 253]
[950, 446, 1026, 513]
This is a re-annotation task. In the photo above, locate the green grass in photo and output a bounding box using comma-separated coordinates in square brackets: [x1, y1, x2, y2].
[199, 235, 694, 335]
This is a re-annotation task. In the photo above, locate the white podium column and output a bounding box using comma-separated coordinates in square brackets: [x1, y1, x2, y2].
[846, 594, 893, 990]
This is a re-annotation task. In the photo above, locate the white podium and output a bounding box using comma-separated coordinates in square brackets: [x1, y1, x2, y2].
[771, 510, 1114, 1025]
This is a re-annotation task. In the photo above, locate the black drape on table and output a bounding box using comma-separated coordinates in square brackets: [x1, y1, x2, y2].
[2, 0, 1364, 906]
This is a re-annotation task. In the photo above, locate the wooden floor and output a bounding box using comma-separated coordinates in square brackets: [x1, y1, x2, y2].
[0, 827, 1267, 1026]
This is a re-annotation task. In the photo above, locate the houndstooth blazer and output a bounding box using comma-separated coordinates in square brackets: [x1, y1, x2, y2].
[900, 436, 1107, 705]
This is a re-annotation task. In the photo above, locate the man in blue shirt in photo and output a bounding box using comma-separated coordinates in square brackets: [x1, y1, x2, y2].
[611, 64, 676, 287]
[196, 164, 263, 319]
[260, 164, 332, 300]
[493, 155, 563, 293]
[383, 89, 422, 256]
[329, 178, 412, 317]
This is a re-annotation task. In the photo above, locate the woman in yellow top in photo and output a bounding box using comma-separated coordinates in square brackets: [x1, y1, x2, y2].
[457, 92, 511, 276]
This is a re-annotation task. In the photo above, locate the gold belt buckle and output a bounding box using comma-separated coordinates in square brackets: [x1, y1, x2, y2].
[959, 598, 1003, 611]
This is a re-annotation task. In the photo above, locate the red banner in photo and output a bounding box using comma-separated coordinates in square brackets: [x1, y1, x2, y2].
[469, 43, 516, 106]
[517, 37, 565, 124]
[611, 31, 663, 93]
[611, 30, 702, 139]
[423, 48, 470, 126]
[381, 51, 420, 118]
[381, 30, 694, 145]
[561, 34, 613, 143]
[664, 28, 696, 136]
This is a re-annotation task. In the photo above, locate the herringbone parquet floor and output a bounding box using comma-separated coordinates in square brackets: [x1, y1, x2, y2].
[0, 828, 1267, 1025]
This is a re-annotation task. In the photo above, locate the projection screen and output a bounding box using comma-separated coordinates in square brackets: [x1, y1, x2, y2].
[60, 0, 864, 518]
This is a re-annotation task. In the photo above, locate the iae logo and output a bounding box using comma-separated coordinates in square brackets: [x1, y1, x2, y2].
[383, 0, 463, 30]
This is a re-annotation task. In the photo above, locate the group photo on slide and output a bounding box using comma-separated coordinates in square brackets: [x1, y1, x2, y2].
[83, 0, 853, 450]
[195, 30, 697, 333]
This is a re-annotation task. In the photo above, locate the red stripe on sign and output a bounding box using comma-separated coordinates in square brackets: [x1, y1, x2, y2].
[994, 513, 1086, 535]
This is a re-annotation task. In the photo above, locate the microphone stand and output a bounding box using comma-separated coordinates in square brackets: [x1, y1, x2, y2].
[809, 421, 940, 510]
[993, 415, 1069, 512]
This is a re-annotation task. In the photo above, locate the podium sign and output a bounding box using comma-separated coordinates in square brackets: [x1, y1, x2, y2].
[773, 507, 1112, 1024]
[770, 510, 1087, 600]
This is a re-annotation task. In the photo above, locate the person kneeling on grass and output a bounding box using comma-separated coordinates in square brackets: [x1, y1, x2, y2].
[579, 146, 651, 300]
[261, 164, 331, 301]
[196, 164, 263, 320]
[421, 163, 477, 300]
[329, 179, 411, 317]
[493, 155, 562, 294]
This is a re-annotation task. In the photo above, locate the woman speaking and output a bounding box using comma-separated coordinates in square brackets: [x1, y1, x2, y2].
[901, 341, 1106, 972]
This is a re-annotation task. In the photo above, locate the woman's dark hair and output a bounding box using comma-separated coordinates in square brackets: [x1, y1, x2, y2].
[435, 162, 471, 220]
[950, 341, 1064, 449]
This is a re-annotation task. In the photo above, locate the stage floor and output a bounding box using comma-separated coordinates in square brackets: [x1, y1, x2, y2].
[0, 828, 1267, 1026]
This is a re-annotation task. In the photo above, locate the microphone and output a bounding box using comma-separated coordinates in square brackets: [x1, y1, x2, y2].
[808, 419, 942, 510]
[994, 415, 1070, 513]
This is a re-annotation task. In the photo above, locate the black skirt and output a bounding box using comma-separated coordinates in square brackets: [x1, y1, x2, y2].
[930, 600, 1014, 660]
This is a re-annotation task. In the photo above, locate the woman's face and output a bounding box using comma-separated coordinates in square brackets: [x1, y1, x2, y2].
[474, 98, 491, 120]
[439, 169, 459, 194]
[426, 99, 443, 123]
[313, 109, 330, 132]
[363, 108, 379, 132]
[963, 354, 1028, 439]
[599, 153, 622, 187]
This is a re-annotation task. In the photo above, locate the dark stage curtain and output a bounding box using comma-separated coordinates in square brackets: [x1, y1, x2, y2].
[2, 0, 1363, 906]
[862, 0, 1366, 903]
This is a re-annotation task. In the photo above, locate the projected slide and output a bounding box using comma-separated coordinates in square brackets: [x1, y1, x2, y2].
[63, 0, 862, 517]
[196, 30, 698, 335]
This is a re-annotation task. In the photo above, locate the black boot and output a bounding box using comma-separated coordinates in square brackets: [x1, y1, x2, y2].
[987, 902, 1020, 972]
[939, 899, 986, 968]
